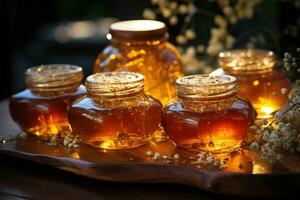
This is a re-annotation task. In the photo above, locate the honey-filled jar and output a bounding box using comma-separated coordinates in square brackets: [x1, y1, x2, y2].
[9, 64, 86, 136]
[68, 72, 162, 149]
[162, 75, 257, 152]
[218, 49, 291, 118]
[94, 20, 183, 105]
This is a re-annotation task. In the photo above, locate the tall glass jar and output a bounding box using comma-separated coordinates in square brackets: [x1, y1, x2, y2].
[162, 75, 257, 152]
[9, 64, 86, 136]
[94, 20, 183, 105]
[68, 72, 162, 149]
[218, 49, 291, 118]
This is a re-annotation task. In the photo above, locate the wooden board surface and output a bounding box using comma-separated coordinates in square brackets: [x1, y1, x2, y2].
[0, 100, 300, 197]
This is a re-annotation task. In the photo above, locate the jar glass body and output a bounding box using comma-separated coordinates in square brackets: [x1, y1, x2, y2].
[219, 49, 291, 118]
[94, 40, 183, 105]
[234, 70, 291, 118]
[10, 85, 86, 136]
[69, 93, 162, 149]
[162, 95, 256, 152]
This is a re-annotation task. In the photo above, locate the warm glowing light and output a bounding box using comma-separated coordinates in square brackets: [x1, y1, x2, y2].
[253, 80, 260, 86]
[261, 106, 273, 115]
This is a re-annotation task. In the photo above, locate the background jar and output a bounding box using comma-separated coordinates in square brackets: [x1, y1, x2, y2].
[94, 20, 183, 105]
[162, 75, 257, 152]
[68, 72, 162, 149]
[218, 49, 291, 118]
[9, 64, 86, 136]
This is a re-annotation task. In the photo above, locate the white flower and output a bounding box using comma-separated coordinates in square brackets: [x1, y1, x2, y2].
[178, 4, 188, 14]
[196, 44, 206, 53]
[161, 8, 171, 18]
[225, 34, 236, 48]
[169, 15, 178, 25]
[214, 15, 227, 28]
[281, 88, 288, 95]
[143, 9, 156, 20]
[176, 35, 187, 45]
[185, 29, 196, 40]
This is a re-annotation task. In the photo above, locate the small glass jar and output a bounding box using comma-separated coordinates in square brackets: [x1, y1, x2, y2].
[162, 75, 257, 152]
[68, 72, 162, 149]
[219, 49, 291, 118]
[94, 20, 183, 105]
[9, 64, 86, 136]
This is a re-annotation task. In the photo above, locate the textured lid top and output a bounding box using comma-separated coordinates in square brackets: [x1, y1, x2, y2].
[109, 20, 167, 41]
[85, 72, 144, 98]
[219, 49, 276, 74]
[176, 75, 238, 100]
[25, 64, 83, 89]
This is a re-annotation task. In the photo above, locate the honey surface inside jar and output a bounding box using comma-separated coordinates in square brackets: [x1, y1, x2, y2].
[69, 95, 162, 149]
[10, 86, 86, 136]
[162, 98, 255, 152]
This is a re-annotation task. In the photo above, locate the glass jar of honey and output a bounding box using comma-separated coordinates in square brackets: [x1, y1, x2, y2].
[9, 64, 86, 136]
[162, 75, 257, 152]
[94, 20, 183, 105]
[68, 72, 162, 149]
[218, 49, 291, 118]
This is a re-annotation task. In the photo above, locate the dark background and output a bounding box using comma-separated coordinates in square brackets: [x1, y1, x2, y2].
[1, 0, 299, 100]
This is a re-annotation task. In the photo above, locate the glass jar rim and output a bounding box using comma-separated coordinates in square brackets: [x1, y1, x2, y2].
[25, 64, 83, 92]
[218, 49, 276, 74]
[85, 72, 144, 99]
[176, 74, 238, 100]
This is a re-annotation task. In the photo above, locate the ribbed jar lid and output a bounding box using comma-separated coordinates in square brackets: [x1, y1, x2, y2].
[176, 75, 238, 100]
[85, 72, 144, 99]
[25, 64, 83, 92]
[218, 49, 276, 74]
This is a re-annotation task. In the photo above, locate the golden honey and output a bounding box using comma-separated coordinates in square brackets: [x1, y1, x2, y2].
[94, 20, 183, 105]
[9, 64, 85, 136]
[68, 72, 162, 149]
[162, 75, 257, 152]
[219, 49, 291, 118]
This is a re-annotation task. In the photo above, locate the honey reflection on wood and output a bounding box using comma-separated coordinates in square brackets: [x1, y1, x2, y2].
[3, 135, 275, 174]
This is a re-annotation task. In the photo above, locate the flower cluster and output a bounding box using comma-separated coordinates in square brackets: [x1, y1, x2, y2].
[143, 0, 260, 74]
[283, 48, 300, 73]
[248, 81, 300, 164]
[207, 0, 260, 55]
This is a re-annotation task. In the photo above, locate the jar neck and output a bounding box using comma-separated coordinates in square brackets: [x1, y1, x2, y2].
[88, 89, 144, 102]
[28, 83, 80, 97]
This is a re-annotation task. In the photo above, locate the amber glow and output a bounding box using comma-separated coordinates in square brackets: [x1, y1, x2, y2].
[9, 86, 86, 136]
[94, 22, 183, 105]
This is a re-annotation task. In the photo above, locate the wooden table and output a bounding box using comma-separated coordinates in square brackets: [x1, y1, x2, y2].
[0, 100, 293, 199]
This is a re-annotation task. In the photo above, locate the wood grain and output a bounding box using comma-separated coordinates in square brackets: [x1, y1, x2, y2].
[0, 100, 299, 197]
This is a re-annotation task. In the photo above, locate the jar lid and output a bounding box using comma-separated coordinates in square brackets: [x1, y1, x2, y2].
[176, 75, 238, 100]
[218, 49, 276, 74]
[25, 64, 83, 92]
[85, 72, 144, 99]
[109, 20, 168, 41]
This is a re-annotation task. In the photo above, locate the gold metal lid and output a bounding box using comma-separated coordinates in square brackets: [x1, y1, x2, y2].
[25, 64, 83, 93]
[85, 72, 144, 99]
[176, 75, 238, 100]
[218, 49, 276, 74]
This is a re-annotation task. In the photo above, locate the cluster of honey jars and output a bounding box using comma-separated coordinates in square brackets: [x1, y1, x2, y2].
[9, 20, 291, 152]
